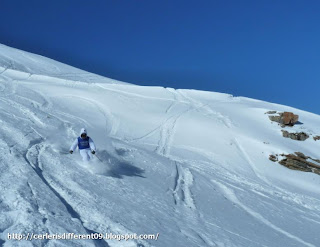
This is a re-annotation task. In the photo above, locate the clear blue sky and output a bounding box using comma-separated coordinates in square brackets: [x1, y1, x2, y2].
[1, 0, 319, 114]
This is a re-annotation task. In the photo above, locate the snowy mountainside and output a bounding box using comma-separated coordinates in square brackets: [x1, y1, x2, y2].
[1, 44, 320, 247]
[0, 43, 125, 84]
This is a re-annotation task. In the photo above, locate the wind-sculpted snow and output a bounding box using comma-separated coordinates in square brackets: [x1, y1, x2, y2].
[1, 45, 320, 246]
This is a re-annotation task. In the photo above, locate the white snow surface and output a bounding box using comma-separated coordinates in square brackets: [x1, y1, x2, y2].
[1, 44, 320, 247]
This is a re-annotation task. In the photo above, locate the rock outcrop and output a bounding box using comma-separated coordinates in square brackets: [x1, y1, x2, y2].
[313, 136, 320, 141]
[269, 154, 278, 162]
[265, 111, 277, 114]
[270, 152, 320, 175]
[282, 112, 299, 125]
[267, 111, 299, 126]
[281, 130, 309, 141]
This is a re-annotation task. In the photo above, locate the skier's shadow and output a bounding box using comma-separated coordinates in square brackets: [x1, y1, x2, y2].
[97, 150, 145, 179]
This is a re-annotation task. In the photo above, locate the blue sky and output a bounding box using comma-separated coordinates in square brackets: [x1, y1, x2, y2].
[1, 0, 319, 114]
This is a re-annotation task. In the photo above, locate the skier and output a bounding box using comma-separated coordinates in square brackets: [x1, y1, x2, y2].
[69, 128, 96, 162]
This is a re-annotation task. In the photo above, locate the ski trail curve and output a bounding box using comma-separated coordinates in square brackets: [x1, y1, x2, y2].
[56, 94, 117, 138]
[212, 179, 316, 247]
[233, 138, 269, 184]
[177, 90, 233, 128]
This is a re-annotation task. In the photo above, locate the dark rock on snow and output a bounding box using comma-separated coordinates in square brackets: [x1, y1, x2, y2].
[269, 155, 278, 162]
[265, 111, 277, 114]
[281, 130, 309, 141]
[271, 152, 320, 175]
[313, 136, 320, 141]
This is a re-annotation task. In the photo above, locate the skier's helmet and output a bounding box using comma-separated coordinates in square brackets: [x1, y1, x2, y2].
[80, 128, 87, 138]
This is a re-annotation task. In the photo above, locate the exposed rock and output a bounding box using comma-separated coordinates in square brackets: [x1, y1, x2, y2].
[269, 116, 280, 124]
[281, 130, 309, 141]
[282, 112, 299, 125]
[313, 159, 320, 164]
[267, 112, 299, 126]
[294, 152, 308, 159]
[278, 153, 320, 175]
[265, 111, 277, 114]
[313, 136, 320, 141]
[269, 155, 278, 162]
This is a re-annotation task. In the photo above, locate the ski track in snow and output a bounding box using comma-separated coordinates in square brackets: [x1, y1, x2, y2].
[127, 87, 233, 154]
[176, 90, 233, 129]
[169, 141, 320, 247]
[25, 143, 110, 247]
[165, 88, 179, 114]
[155, 107, 191, 156]
[0, 78, 206, 246]
[212, 180, 316, 247]
[50, 90, 121, 139]
[0, 79, 152, 247]
[233, 138, 269, 184]
[0, 75, 17, 96]
[0, 97, 45, 127]
[232, 138, 320, 214]
[0, 86, 107, 246]
[127, 87, 192, 156]
[156, 88, 190, 156]
[185, 144, 320, 213]
[130, 86, 233, 158]
[170, 162, 217, 247]
[172, 162, 196, 210]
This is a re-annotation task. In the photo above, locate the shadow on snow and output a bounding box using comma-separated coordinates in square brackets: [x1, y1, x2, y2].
[96, 150, 145, 179]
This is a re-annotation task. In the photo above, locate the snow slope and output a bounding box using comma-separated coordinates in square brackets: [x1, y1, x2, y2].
[1, 44, 320, 247]
[0, 44, 125, 84]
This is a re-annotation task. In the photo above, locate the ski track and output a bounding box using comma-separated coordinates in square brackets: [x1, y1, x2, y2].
[23, 85, 53, 109]
[203, 219, 269, 247]
[176, 90, 233, 129]
[155, 115, 179, 156]
[95, 84, 170, 102]
[0, 66, 7, 74]
[171, 145, 320, 221]
[121, 87, 233, 156]
[155, 105, 193, 156]
[232, 138, 320, 213]
[0, 111, 49, 245]
[212, 180, 316, 247]
[0, 97, 45, 127]
[113, 87, 179, 143]
[24, 142, 109, 247]
[0, 82, 109, 246]
[128, 88, 193, 155]
[56, 94, 116, 138]
[0, 75, 17, 96]
[171, 162, 213, 247]
[233, 138, 269, 183]
[0, 65, 112, 86]
[172, 162, 196, 210]
[165, 88, 178, 114]
[0, 78, 152, 247]
[26, 181, 50, 247]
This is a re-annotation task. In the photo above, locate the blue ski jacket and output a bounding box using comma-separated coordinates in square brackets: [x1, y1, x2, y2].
[69, 128, 96, 152]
